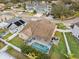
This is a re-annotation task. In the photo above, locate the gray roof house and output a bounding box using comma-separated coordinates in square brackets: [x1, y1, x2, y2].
[71, 22, 79, 39]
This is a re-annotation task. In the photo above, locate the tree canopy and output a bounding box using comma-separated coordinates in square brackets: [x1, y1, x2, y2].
[70, 2, 79, 11]
[51, 4, 74, 19]
[61, 0, 72, 4]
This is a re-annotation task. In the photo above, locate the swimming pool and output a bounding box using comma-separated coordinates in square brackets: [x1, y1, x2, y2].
[31, 42, 49, 53]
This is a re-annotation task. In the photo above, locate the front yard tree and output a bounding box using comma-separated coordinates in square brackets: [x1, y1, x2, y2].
[0, 0, 7, 3]
[70, 2, 79, 11]
[21, 45, 33, 54]
[61, 0, 72, 4]
[51, 4, 74, 20]
[11, 0, 20, 3]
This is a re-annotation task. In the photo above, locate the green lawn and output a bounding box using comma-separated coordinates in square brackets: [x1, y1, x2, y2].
[65, 32, 79, 58]
[9, 36, 25, 48]
[0, 41, 5, 49]
[0, 29, 5, 35]
[56, 23, 67, 30]
[3, 33, 12, 39]
[7, 46, 29, 59]
[49, 32, 67, 59]
[74, 12, 79, 17]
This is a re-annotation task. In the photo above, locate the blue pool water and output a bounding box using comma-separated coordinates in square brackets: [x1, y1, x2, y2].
[31, 42, 49, 53]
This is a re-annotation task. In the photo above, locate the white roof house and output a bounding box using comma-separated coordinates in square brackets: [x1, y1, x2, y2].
[71, 22, 79, 39]
[0, 22, 8, 28]
[6, 17, 27, 33]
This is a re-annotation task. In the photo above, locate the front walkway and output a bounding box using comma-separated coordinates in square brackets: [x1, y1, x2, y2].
[56, 29, 71, 32]
[63, 32, 71, 55]
[56, 28, 71, 55]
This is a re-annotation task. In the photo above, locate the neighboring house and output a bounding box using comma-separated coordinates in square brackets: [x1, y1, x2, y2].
[0, 22, 8, 29]
[0, 13, 14, 22]
[26, 2, 51, 14]
[26, 4, 35, 13]
[71, 22, 79, 39]
[19, 19, 57, 43]
[0, 3, 5, 11]
[6, 17, 27, 33]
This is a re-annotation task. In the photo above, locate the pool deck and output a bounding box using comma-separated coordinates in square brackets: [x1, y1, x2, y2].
[27, 39, 52, 54]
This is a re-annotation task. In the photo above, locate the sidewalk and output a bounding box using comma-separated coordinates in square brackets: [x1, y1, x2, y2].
[56, 29, 71, 32]
[63, 32, 71, 55]
[0, 38, 21, 52]
[0, 45, 8, 53]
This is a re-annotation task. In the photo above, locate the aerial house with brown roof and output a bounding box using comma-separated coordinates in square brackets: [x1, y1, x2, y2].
[19, 19, 57, 53]
[19, 19, 57, 43]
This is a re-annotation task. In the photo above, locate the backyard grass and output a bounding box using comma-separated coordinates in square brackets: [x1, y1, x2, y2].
[0, 41, 5, 49]
[3, 33, 12, 39]
[9, 36, 25, 48]
[65, 32, 79, 59]
[49, 32, 67, 59]
[7, 46, 29, 59]
[56, 23, 67, 30]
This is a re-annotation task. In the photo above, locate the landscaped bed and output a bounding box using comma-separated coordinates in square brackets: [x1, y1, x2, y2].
[8, 36, 24, 48]
[7, 46, 29, 59]
[0, 41, 6, 49]
[56, 23, 67, 30]
[65, 32, 79, 58]
[49, 32, 67, 59]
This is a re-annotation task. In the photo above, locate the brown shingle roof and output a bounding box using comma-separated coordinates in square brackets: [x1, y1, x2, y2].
[22, 19, 56, 42]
